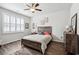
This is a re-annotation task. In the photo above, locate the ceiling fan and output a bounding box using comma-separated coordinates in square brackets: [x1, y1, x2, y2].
[24, 3, 42, 13]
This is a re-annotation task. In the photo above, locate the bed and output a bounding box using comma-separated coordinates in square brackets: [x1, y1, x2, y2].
[21, 26, 52, 54]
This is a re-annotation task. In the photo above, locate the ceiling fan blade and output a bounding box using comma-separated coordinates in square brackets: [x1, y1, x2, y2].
[32, 3, 35, 7]
[35, 3, 39, 7]
[24, 9, 30, 10]
[26, 4, 31, 8]
[35, 9, 42, 11]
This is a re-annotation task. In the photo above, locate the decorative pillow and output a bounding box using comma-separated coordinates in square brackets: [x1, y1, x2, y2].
[38, 32, 43, 35]
[43, 32, 50, 35]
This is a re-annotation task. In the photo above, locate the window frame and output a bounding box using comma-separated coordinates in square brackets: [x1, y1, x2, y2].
[2, 13, 25, 34]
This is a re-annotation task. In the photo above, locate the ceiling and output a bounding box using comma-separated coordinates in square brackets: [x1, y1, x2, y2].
[0, 3, 72, 17]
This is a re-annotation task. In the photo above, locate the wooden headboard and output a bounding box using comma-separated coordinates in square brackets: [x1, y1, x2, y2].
[38, 26, 52, 34]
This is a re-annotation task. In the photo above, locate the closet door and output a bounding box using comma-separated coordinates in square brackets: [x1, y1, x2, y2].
[77, 14, 79, 35]
[77, 13, 79, 54]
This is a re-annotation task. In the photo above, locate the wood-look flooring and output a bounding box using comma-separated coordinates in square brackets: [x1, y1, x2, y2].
[0, 40, 65, 55]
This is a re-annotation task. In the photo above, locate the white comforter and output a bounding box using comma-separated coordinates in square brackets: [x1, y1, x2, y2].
[23, 34, 52, 54]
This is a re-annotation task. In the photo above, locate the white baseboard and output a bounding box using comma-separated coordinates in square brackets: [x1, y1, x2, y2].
[52, 39, 64, 43]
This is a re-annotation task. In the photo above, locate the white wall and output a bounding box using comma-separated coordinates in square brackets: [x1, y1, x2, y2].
[0, 11, 1, 42]
[31, 10, 70, 42]
[70, 3, 79, 35]
[0, 7, 31, 45]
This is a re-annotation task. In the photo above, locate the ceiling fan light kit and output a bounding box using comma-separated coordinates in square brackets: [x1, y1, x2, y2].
[24, 3, 42, 13]
[30, 8, 35, 13]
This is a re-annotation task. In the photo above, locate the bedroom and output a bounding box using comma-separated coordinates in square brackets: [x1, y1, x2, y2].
[0, 3, 79, 55]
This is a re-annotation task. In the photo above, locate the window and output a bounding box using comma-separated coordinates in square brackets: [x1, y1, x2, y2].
[3, 14, 10, 33]
[10, 16, 15, 32]
[16, 18, 21, 32]
[3, 13, 24, 33]
[21, 18, 24, 31]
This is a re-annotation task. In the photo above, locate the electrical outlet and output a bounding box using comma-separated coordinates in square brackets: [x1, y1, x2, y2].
[61, 36, 63, 39]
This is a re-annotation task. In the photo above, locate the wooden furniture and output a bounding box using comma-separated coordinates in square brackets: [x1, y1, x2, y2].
[64, 32, 76, 54]
[21, 39, 42, 53]
[64, 13, 78, 55]
[0, 45, 1, 47]
[77, 35, 79, 54]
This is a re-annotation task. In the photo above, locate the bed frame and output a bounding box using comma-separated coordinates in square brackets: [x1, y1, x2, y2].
[21, 26, 52, 54]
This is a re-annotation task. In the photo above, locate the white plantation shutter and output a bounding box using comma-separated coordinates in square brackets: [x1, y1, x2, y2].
[21, 18, 24, 31]
[10, 16, 15, 32]
[16, 18, 21, 32]
[3, 13, 24, 33]
[3, 14, 10, 33]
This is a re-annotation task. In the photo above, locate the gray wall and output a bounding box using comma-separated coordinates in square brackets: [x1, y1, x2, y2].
[0, 7, 31, 45]
[31, 10, 70, 42]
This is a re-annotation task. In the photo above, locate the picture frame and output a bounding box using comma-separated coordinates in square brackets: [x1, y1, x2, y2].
[71, 13, 77, 34]
[25, 23, 29, 29]
[32, 23, 35, 29]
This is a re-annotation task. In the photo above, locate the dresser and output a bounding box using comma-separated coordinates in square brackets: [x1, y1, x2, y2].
[64, 32, 76, 54]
